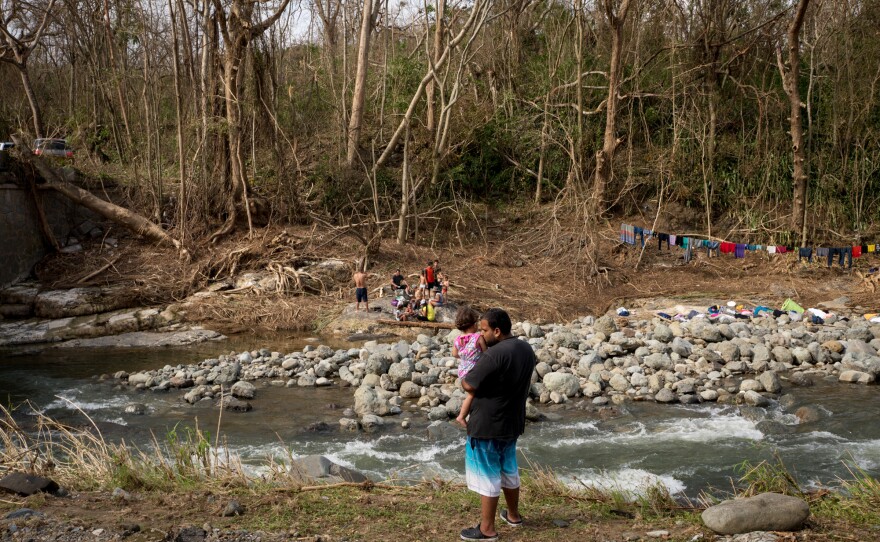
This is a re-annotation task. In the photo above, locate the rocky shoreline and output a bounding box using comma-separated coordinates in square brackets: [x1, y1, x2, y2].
[107, 308, 880, 432]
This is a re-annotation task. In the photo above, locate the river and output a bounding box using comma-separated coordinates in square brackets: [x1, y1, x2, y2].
[2, 334, 879, 498]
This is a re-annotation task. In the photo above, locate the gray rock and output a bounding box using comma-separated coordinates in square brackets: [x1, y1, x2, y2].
[445, 395, 465, 417]
[841, 354, 880, 377]
[353, 385, 391, 416]
[594, 315, 618, 336]
[794, 405, 821, 423]
[771, 346, 793, 365]
[839, 370, 875, 384]
[361, 414, 384, 430]
[294, 455, 369, 483]
[297, 374, 317, 387]
[655, 388, 676, 403]
[701, 492, 809, 534]
[217, 396, 252, 412]
[428, 406, 449, 421]
[173, 526, 207, 542]
[788, 372, 813, 387]
[112, 487, 131, 501]
[427, 420, 461, 440]
[653, 324, 673, 343]
[757, 372, 782, 394]
[741, 390, 769, 407]
[700, 389, 719, 401]
[739, 379, 763, 393]
[543, 372, 580, 397]
[399, 381, 421, 399]
[387, 359, 415, 387]
[5, 508, 40, 520]
[715, 342, 741, 361]
[221, 500, 244, 517]
[124, 403, 146, 415]
[339, 418, 360, 431]
[230, 381, 256, 399]
[751, 344, 771, 364]
[671, 337, 693, 358]
[692, 322, 723, 343]
[0, 472, 59, 496]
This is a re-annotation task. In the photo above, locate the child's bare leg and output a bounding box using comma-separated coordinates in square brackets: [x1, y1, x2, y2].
[456, 392, 474, 427]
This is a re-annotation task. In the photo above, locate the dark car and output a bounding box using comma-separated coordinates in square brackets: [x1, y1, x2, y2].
[33, 138, 73, 158]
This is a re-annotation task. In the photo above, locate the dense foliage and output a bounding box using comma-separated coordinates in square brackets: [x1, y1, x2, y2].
[2, 0, 879, 244]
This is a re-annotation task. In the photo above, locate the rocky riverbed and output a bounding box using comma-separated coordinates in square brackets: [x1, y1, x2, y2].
[107, 310, 880, 432]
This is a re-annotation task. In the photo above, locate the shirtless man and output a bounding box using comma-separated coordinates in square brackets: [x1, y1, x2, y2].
[353, 267, 369, 312]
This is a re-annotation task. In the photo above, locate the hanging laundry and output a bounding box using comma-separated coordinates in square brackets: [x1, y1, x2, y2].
[798, 247, 813, 263]
[767, 246, 776, 254]
[817, 247, 829, 259]
[776, 245, 787, 254]
[706, 241, 719, 257]
[735, 244, 746, 258]
[853, 245, 862, 258]
[828, 247, 852, 269]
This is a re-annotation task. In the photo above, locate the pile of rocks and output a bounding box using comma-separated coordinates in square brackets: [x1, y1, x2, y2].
[112, 311, 880, 430]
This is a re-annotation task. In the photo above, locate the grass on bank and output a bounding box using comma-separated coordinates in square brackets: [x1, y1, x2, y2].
[2, 404, 880, 541]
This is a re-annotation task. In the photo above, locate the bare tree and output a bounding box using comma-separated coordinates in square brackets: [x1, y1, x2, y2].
[346, 0, 380, 168]
[0, 0, 56, 137]
[776, 0, 810, 242]
[209, 0, 292, 242]
[592, 0, 633, 215]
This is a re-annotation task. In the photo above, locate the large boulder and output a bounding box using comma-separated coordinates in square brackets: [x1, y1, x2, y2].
[757, 372, 782, 394]
[230, 381, 256, 399]
[353, 385, 391, 416]
[294, 455, 369, 483]
[543, 372, 580, 397]
[841, 354, 880, 377]
[387, 359, 415, 388]
[701, 492, 809, 534]
[0, 472, 59, 496]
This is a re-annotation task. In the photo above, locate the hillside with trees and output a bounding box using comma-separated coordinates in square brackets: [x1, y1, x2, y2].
[3, 0, 880, 275]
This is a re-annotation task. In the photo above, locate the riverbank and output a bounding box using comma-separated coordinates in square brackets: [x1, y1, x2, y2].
[1, 455, 878, 542]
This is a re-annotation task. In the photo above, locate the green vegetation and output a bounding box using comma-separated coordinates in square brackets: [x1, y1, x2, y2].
[3, 405, 880, 540]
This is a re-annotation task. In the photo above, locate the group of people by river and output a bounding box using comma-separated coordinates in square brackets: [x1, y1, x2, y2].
[351, 260, 449, 322]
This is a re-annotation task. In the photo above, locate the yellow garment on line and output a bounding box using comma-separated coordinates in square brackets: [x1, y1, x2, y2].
[870, 244, 876, 253]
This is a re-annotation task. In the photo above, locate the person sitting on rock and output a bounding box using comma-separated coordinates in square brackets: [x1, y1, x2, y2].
[389, 268, 410, 296]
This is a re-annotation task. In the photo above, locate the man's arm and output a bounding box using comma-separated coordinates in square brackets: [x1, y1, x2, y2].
[462, 379, 475, 393]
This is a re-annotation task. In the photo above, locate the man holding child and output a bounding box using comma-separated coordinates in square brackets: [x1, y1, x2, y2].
[459, 308, 536, 541]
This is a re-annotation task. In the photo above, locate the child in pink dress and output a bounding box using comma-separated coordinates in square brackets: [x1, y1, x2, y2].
[452, 306, 487, 428]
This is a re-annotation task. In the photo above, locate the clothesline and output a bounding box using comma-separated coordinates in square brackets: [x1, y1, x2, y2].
[620, 223, 871, 268]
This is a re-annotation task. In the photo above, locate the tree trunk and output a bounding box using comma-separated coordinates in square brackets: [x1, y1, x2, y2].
[593, 0, 632, 215]
[169, 0, 187, 234]
[346, 0, 377, 168]
[425, 0, 445, 133]
[781, 0, 810, 240]
[17, 64, 44, 138]
[397, 122, 411, 244]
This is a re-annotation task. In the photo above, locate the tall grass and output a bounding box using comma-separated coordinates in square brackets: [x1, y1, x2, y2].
[0, 402, 308, 492]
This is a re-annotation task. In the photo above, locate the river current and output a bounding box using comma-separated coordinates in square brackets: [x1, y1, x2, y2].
[2, 335, 879, 498]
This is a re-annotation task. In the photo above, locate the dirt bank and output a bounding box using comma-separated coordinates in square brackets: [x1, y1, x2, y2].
[17, 220, 880, 338]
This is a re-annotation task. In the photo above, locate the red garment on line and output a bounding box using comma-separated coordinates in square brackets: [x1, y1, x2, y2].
[853, 246, 862, 258]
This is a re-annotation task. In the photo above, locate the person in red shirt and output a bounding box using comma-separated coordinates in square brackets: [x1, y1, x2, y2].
[425, 261, 436, 290]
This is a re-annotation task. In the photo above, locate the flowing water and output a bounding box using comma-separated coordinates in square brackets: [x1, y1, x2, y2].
[2, 335, 880, 497]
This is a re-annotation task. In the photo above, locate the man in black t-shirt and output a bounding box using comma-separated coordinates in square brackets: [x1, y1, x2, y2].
[459, 308, 536, 542]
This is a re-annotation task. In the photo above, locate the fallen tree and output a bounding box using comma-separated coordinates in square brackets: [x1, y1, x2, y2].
[11, 135, 190, 260]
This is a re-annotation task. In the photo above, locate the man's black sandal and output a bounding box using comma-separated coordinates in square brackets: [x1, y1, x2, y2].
[460, 524, 498, 541]
[500, 509, 523, 527]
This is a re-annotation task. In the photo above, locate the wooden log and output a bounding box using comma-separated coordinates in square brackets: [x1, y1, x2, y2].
[377, 318, 455, 330]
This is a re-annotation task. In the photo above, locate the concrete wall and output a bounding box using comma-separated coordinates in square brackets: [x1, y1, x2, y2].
[0, 182, 91, 287]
